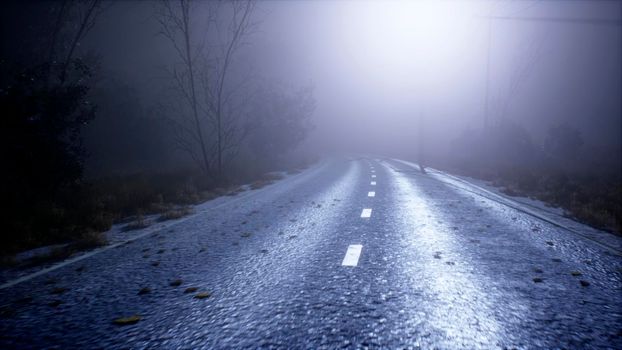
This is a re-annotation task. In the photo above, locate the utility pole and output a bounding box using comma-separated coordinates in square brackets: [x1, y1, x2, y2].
[484, 16, 492, 132]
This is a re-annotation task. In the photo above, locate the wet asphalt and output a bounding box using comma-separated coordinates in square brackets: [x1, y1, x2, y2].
[0, 157, 621, 349]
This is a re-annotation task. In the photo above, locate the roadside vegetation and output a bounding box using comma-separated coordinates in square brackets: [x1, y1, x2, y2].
[0, 1, 315, 263]
[445, 120, 621, 234]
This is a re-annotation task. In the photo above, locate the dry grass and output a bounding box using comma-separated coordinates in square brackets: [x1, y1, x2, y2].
[123, 215, 149, 232]
[158, 206, 194, 222]
[18, 231, 106, 268]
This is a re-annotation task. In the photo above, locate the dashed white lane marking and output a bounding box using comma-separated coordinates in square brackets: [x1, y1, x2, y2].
[371, 170, 375, 173]
[371, 181, 376, 185]
[361, 208, 372, 218]
[342, 244, 363, 266]
[371, 175, 376, 178]
[368, 191, 375, 197]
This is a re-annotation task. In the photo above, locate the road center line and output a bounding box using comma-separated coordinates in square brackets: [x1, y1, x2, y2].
[371, 174, 376, 178]
[371, 181, 376, 185]
[368, 191, 375, 197]
[360, 208, 372, 218]
[342, 244, 363, 266]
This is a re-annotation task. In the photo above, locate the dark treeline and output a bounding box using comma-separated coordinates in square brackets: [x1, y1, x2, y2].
[0, 1, 315, 257]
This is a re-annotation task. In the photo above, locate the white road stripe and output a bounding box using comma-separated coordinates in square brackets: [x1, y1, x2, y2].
[371, 175, 376, 178]
[361, 208, 372, 218]
[368, 191, 375, 197]
[342, 244, 363, 266]
[371, 181, 376, 185]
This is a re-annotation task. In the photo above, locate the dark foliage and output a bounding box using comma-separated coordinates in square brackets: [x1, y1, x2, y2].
[0, 60, 95, 253]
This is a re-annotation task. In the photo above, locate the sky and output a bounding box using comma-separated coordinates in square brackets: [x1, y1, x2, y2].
[64, 0, 621, 168]
[245, 0, 621, 159]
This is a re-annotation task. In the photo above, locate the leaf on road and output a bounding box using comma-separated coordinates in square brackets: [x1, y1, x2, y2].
[194, 292, 211, 299]
[184, 287, 198, 293]
[48, 300, 63, 307]
[138, 287, 151, 295]
[570, 271, 582, 277]
[50, 287, 67, 295]
[113, 315, 141, 326]
[170, 279, 183, 287]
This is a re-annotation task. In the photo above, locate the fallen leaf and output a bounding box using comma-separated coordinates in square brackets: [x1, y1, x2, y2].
[170, 279, 183, 287]
[48, 300, 63, 307]
[184, 287, 198, 293]
[113, 315, 141, 326]
[138, 287, 151, 295]
[194, 292, 211, 299]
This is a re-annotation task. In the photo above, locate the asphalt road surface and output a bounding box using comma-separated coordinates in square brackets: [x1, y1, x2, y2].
[1, 157, 621, 349]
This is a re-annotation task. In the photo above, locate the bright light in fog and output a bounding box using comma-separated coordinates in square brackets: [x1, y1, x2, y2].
[340, 0, 477, 85]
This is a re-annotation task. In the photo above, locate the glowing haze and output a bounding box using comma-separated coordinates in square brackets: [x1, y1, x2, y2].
[247, 0, 620, 161]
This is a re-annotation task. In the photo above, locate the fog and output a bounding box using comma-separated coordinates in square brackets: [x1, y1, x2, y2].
[257, 0, 620, 161]
[71, 0, 621, 173]
[1, 0, 621, 253]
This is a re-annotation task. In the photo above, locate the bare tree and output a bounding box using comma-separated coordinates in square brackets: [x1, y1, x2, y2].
[201, 0, 256, 180]
[157, 0, 256, 182]
[156, 0, 214, 177]
[44, 0, 105, 85]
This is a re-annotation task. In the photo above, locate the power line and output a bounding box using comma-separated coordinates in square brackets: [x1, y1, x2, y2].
[477, 15, 621, 26]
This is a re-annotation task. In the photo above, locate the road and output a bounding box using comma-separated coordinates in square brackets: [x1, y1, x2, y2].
[1, 157, 621, 349]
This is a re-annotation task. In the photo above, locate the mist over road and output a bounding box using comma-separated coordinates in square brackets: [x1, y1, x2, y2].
[1, 157, 621, 349]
